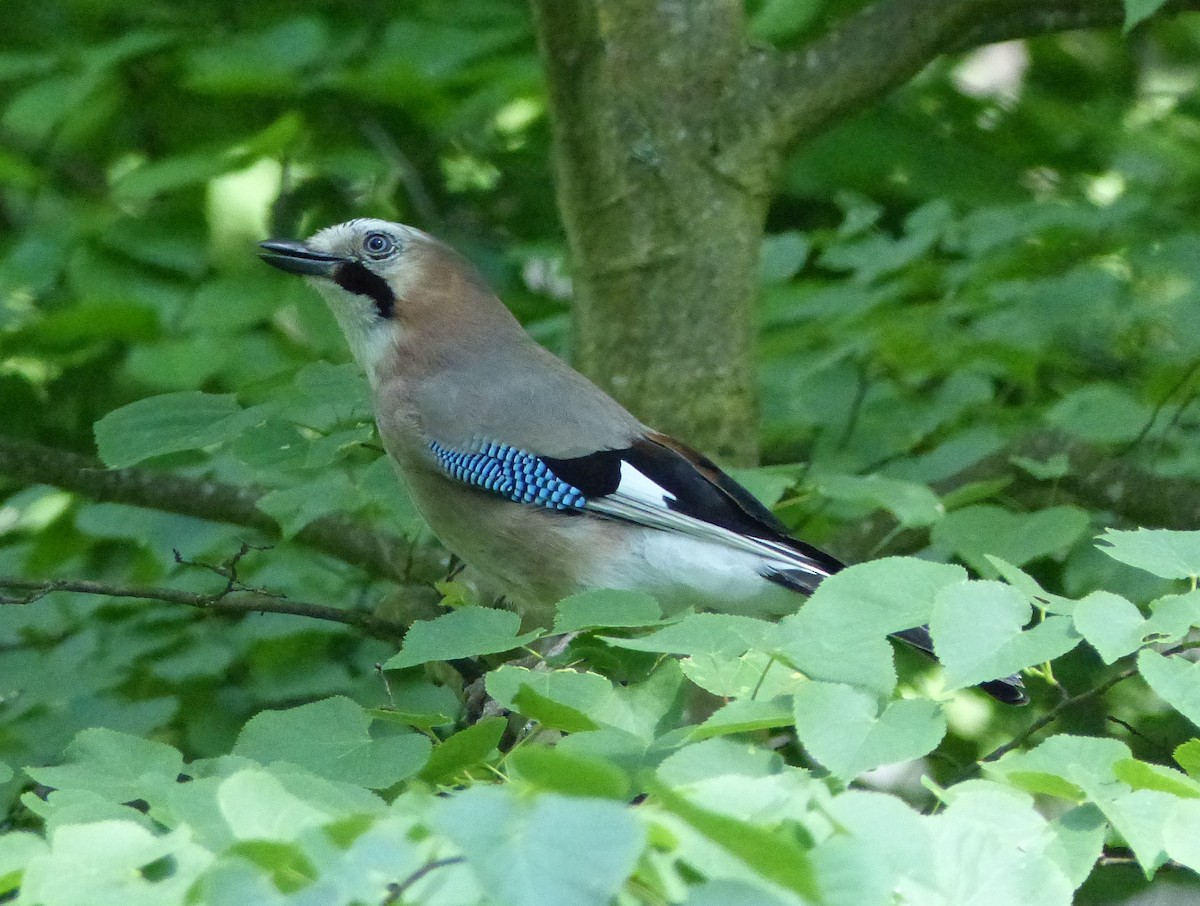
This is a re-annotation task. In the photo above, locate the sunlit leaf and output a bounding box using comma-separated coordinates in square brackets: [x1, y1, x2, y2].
[384, 608, 543, 670]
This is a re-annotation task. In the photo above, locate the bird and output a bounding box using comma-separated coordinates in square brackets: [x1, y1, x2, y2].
[259, 219, 1027, 705]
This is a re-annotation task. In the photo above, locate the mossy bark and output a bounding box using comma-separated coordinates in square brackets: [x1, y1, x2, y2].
[530, 0, 780, 465]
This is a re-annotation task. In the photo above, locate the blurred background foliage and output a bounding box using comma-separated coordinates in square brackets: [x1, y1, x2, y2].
[3, 0, 1200, 902]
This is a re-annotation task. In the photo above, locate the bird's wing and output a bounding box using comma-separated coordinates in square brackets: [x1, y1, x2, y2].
[425, 429, 843, 592]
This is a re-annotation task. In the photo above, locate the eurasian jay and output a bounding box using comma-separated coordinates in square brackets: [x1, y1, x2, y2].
[259, 219, 1027, 704]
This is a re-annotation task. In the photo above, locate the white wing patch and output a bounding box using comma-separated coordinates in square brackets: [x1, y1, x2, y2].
[615, 460, 676, 505]
[585, 461, 835, 582]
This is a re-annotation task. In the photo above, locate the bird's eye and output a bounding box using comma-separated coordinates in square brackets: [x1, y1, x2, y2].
[363, 232, 395, 258]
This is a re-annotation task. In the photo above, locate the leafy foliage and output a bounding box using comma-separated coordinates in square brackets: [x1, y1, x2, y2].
[3, 0, 1200, 904]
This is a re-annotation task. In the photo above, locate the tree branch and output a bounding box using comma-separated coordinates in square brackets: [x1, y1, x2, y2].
[755, 0, 1200, 151]
[0, 435, 440, 585]
[833, 430, 1200, 563]
[381, 857, 465, 906]
[951, 0, 1200, 51]
[973, 664, 1138, 771]
[0, 576, 410, 641]
[753, 0, 986, 149]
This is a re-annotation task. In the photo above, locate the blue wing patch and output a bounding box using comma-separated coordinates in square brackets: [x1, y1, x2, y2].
[428, 440, 587, 511]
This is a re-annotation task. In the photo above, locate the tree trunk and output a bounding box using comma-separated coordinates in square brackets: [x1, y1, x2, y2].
[531, 0, 1200, 466]
[531, 0, 779, 465]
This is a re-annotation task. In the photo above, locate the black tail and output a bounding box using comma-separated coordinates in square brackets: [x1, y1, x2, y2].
[766, 570, 1029, 706]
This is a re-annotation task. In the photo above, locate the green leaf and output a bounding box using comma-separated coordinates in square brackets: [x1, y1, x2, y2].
[1010, 453, 1070, 481]
[680, 649, 803, 700]
[24, 728, 182, 805]
[792, 681, 945, 780]
[931, 505, 1091, 574]
[288, 361, 373, 429]
[1124, 0, 1170, 31]
[1070, 777, 1173, 873]
[926, 783, 1075, 904]
[1163, 799, 1200, 872]
[216, 768, 339, 841]
[1115, 758, 1200, 798]
[930, 580, 1081, 689]
[486, 666, 612, 730]
[1045, 384, 1152, 444]
[759, 231, 811, 285]
[986, 557, 1075, 614]
[434, 786, 646, 906]
[94, 391, 265, 467]
[0, 832, 45, 896]
[3, 71, 105, 144]
[233, 696, 431, 788]
[185, 271, 286, 331]
[600, 612, 774, 656]
[1074, 590, 1200, 663]
[384, 607, 543, 670]
[256, 472, 366, 538]
[419, 717, 507, 784]
[184, 17, 329, 94]
[824, 790, 935, 892]
[225, 841, 317, 894]
[657, 738, 783, 785]
[1072, 591, 1149, 664]
[1097, 527, 1200, 579]
[987, 735, 1130, 800]
[691, 697, 795, 741]
[513, 685, 599, 733]
[582, 659, 686, 744]
[724, 465, 798, 508]
[18, 821, 211, 905]
[653, 783, 818, 900]
[1176, 739, 1200, 778]
[508, 747, 631, 800]
[349, 19, 525, 90]
[111, 147, 250, 201]
[1047, 804, 1108, 888]
[552, 589, 663, 634]
[814, 472, 943, 527]
[775, 558, 965, 698]
[1138, 649, 1200, 727]
[682, 881, 797, 906]
[125, 333, 235, 391]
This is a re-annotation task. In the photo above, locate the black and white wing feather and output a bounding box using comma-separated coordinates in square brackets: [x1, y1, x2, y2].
[543, 432, 844, 593]
[425, 429, 840, 590]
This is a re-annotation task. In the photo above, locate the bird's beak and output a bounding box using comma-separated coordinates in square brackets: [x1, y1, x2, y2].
[258, 239, 348, 278]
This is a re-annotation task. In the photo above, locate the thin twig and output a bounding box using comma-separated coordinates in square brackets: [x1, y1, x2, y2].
[174, 541, 276, 598]
[971, 666, 1138, 772]
[0, 576, 410, 641]
[965, 639, 1200, 780]
[381, 857, 465, 906]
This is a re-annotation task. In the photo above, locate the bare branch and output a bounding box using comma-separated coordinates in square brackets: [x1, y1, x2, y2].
[0, 575, 411, 641]
[0, 435, 440, 584]
[952, 0, 1200, 51]
[752, 0, 986, 149]
[755, 0, 1200, 150]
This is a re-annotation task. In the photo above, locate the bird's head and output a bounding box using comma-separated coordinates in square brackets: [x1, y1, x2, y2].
[259, 218, 501, 385]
